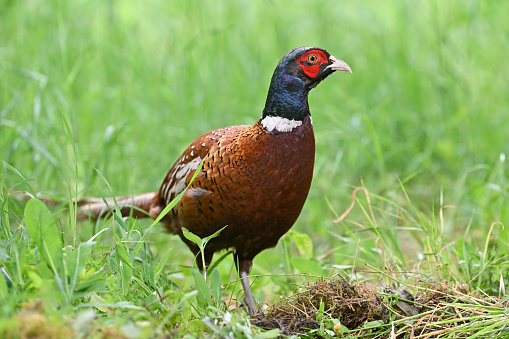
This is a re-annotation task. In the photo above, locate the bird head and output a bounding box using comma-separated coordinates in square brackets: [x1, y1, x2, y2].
[277, 46, 352, 89]
[263, 47, 351, 120]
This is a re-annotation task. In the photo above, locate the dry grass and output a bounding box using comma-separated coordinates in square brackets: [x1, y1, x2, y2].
[252, 276, 509, 338]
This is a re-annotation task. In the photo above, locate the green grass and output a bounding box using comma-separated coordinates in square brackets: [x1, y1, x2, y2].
[1, 0, 509, 337]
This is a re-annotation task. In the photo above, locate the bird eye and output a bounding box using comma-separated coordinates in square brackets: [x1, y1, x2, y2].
[307, 54, 318, 64]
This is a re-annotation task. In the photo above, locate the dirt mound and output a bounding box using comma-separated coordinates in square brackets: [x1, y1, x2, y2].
[252, 277, 387, 335]
[252, 277, 503, 337]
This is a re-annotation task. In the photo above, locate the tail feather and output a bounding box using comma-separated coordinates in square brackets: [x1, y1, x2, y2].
[76, 192, 157, 220]
[12, 191, 158, 220]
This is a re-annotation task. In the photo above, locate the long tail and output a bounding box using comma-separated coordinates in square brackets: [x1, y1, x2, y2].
[13, 191, 157, 220]
[75, 192, 157, 220]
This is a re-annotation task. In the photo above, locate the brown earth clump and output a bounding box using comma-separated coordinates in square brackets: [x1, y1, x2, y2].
[252, 277, 388, 335]
[252, 277, 507, 338]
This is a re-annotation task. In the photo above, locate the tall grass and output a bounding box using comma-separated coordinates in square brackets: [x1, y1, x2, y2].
[1, 0, 508, 337]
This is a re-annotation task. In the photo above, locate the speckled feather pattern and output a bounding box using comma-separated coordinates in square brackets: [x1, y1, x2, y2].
[154, 116, 315, 263]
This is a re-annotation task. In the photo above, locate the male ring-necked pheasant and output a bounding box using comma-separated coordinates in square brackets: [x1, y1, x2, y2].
[74, 47, 351, 315]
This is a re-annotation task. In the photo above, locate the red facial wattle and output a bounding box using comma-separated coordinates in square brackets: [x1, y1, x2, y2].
[295, 50, 329, 79]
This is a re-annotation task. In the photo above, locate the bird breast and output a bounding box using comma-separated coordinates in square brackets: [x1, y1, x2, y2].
[162, 116, 315, 258]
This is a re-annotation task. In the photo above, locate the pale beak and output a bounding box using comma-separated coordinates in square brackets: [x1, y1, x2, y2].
[326, 55, 352, 73]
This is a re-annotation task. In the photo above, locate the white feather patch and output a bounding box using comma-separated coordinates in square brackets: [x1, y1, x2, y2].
[165, 156, 202, 204]
[261, 116, 303, 132]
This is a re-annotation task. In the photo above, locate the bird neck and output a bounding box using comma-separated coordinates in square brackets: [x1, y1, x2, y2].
[262, 71, 311, 121]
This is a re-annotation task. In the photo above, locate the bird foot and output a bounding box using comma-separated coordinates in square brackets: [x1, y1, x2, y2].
[240, 270, 257, 316]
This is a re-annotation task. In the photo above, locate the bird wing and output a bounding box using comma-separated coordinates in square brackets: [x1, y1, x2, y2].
[157, 125, 246, 209]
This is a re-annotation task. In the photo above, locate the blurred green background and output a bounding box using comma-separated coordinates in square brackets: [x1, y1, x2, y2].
[1, 0, 508, 301]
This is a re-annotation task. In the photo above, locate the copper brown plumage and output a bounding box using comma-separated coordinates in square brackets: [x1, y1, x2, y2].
[156, 117, 315, 262]
[69, 47, 352, 316]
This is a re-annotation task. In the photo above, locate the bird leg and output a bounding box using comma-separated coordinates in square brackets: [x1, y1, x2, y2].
[238, 258, 256, 316]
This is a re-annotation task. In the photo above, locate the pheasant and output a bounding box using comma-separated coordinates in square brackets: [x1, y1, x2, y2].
[64, 47, 351, 315]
